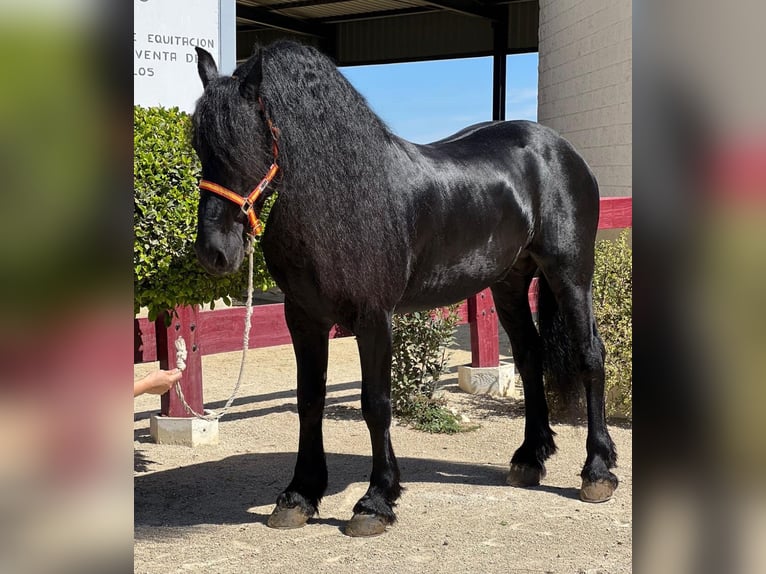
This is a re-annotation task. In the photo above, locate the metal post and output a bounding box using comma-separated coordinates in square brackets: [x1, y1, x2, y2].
[492, 7, 509, 121]
[466, 6, 509, 368]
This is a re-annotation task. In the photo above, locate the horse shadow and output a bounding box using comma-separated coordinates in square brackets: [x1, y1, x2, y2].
[133, 381, 361, 424]
[134, 451, 517, 533]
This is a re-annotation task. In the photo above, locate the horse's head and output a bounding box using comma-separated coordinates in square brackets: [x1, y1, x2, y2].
[191, 47, 272, 276]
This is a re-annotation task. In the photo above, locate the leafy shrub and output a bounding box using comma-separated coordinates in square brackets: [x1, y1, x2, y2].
[592, 230, 632, 419]
[390, 306, 463, 432]
[134, 106, 275, 320]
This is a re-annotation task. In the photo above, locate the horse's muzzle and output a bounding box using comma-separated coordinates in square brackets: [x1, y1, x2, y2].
[194, 235, 243, 276]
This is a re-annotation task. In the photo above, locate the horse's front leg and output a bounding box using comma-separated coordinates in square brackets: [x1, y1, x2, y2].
[267, 298, 330, 529]
[346, 311, 402, 537]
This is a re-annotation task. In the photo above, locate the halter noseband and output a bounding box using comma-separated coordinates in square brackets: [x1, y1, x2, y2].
[198, 97, 280, 237]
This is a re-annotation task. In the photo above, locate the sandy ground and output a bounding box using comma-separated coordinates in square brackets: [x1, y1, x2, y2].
[134, 325, 632, 574]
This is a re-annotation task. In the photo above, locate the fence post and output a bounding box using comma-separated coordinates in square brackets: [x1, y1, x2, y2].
[155, 305, 204, 417]
[468, 288, 499, 368]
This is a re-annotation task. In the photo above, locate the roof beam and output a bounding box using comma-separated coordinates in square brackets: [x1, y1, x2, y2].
[419, 0, 498, 20]
[237, 4, 327, 37]
[317, 7, 439, 24]
[265, 0, 352, 10]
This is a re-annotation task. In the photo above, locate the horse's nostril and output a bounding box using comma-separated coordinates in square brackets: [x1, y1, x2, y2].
[214, 249, 228, 270]
[195, 235, 234, 275]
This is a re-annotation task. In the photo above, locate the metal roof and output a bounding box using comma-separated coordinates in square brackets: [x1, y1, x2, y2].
[235, 0, 539, 66]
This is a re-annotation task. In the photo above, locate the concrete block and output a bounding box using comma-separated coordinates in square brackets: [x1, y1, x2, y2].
[457, 362, 519, 398]
[150, 413, 219, 446]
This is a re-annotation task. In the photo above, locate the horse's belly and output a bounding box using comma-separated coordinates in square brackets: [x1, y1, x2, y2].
[396, 250, 509, 312]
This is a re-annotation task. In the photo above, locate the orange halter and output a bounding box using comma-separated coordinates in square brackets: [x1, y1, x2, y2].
[198, 97, 280, 237]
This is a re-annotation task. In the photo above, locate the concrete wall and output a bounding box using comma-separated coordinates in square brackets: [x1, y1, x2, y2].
[538, 0, 632, 197]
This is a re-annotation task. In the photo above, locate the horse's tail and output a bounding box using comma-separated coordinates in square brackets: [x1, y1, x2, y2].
[536, 274, 584, 415]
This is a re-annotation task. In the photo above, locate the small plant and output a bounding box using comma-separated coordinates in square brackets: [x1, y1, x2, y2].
[391, 305, 466, 432]
[404, 396, 463, 434]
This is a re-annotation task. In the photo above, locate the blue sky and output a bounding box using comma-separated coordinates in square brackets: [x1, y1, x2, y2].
[340, 53, 538, 144]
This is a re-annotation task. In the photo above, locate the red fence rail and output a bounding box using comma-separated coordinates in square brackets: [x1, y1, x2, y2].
[135, 196, 631, 417]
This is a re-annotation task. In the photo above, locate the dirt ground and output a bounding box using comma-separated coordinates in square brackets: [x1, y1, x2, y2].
[134, 325, 632, 574]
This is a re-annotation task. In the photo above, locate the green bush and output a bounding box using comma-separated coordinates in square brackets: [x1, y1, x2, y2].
[593, 230, 632, 419]
[403, 396, 464, 434]
[134, 106, 275, 320]
[391, 306, 464, 432]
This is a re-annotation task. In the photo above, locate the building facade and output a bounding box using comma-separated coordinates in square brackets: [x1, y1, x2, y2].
[537, 0, 632, 198]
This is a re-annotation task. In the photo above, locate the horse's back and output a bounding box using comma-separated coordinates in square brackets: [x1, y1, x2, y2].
[477, 121, 601, 251]
[426, 121, 499, 145]
[426, 120, 589, 170]
[413, 119, 599, 237]
[427, 119, 600, 242]
[396, 120, 600, 310]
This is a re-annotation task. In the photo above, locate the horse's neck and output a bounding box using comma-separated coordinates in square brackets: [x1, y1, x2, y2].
[275, 110, 395, 195]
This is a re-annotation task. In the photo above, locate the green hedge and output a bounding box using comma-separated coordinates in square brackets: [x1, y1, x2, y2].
[593, 230, 632, 419]
[134, 106, 275, 321]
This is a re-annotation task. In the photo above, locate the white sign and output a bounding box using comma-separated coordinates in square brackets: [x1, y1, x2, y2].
[134, 0, 220, 112]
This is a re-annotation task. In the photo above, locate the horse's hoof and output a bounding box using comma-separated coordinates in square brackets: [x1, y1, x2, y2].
[580, 479, 616, 503]
[507, 463, 544, 487]
[267, 505, 311, 529]
[345, 513, 388, 537]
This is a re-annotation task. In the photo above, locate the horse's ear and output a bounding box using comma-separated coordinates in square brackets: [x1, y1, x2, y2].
[239, 52, 263, 101]
[196, 47, 218, 88]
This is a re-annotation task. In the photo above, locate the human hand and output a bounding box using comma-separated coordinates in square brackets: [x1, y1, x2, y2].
[134, 369, 182, 397]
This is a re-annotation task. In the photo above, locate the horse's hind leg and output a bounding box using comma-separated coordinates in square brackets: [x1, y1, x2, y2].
[491, 270, 557, 487]
[345, 310, 402, 537]
[539, 264, 618, 502]
[268, 298, 331, 529]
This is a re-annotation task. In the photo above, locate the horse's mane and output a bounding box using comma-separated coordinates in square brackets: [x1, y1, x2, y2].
[195, 40, 408, 276]
[195, 40, 398, 202]
[251, 41, 397, 203]
[256, 40, 392, 146]
[237, 41, 410, 292]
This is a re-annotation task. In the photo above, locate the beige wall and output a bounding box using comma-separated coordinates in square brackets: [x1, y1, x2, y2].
[538, 0, 632, 197]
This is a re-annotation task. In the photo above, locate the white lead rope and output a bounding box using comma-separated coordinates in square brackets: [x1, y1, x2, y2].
[170, 236, 256, 421]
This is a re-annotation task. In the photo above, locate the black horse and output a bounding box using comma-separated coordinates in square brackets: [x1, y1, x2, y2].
[191, 41, 617, 536]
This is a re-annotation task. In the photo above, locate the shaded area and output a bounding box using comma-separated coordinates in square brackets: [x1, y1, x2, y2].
[436, 381, 525, 419]
[323, 403, 364, 422]
[134, 452, 512, 532]
[134, 450, 152, 473]
[133, 381, 361, 422]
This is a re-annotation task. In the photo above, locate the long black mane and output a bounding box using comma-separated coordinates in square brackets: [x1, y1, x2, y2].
[191, 41, 385, 192]
[231, 41, 395, 203]
[250, 42, 414, 308]
[194, 42, 410, 308]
